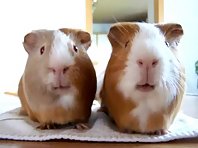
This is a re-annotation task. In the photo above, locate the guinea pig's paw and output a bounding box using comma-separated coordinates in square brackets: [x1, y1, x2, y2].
[119, 128, 168, 135]
[147, 129, 168, 135]
[36, 123, 59, 130]
[74, 123, 89, 130]
[118, 128, 137, 134]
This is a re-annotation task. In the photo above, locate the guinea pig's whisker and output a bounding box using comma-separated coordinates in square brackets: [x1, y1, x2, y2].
[112, 15, 119, 22]
[120, 24, 131, 35]
[175, 80, 185, 91]
[119, 24, 130, 34]
[112, 16, 130, 34]
[109, 32, 125, 47]
[166, 72, 185, 95]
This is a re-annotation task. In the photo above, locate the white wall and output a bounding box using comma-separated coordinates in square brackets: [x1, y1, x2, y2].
[0, 0, 86, 93]
[164, 0, 198, 95]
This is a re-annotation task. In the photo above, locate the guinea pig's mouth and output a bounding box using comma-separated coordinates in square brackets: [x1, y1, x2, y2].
[53, 85, 71, 90]
[136, 83, 155, 92]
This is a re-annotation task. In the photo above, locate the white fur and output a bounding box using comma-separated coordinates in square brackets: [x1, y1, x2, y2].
[117, 23, 180, 132]
[48, 31, 77, 110]
[57, 85, 78, 110]
[40, 30, 76, 90]
[58, 94, 76, 110]
[49, 30, 75, 69]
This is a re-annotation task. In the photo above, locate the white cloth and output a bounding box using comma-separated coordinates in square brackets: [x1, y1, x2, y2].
[0, 105, 198, 142]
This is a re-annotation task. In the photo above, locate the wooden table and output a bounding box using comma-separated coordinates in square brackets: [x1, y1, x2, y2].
[0, 138, 198, 148]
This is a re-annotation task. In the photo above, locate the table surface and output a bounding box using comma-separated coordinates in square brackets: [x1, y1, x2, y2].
[0, 138, 198, 148]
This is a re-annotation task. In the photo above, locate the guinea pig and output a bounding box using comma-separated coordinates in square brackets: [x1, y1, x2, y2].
[100, 22, 185, 135]
[18, 28, 97, 130]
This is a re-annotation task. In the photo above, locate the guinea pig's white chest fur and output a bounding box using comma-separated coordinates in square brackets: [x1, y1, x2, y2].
[23, 76, 77, 115]
[117, 23, 180, 132]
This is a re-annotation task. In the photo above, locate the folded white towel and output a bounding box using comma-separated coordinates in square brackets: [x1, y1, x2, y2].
[0, 104, 198, 142]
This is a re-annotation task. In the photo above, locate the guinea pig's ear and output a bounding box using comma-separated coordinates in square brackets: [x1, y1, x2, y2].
[76, 30, 91, 50]
[60, 28, 91, 50]
[108, 23, 139, 49]
[155, 23, 183, 47]
[23, 32, 38, 53]
[59, 28, 71, 36]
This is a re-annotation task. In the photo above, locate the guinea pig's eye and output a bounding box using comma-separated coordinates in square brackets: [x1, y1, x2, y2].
[165, 41, 170, 47]
[40, 46, 45, 55]
[73, 45, 78, 53]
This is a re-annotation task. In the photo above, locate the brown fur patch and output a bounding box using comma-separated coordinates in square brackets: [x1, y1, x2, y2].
[101, 23, 140, 131]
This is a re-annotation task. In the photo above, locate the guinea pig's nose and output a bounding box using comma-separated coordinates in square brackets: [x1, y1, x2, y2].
[49, 66, 69, 74]
[137, 59, 144, 67]
[136, 59, 159, 68]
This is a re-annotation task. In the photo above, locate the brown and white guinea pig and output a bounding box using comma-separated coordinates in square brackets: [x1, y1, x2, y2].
[100, 22, 185, 135]
[18, 28, 97, 130]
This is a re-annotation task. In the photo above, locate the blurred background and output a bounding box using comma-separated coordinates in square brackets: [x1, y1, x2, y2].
[0, 0, 197, 97]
